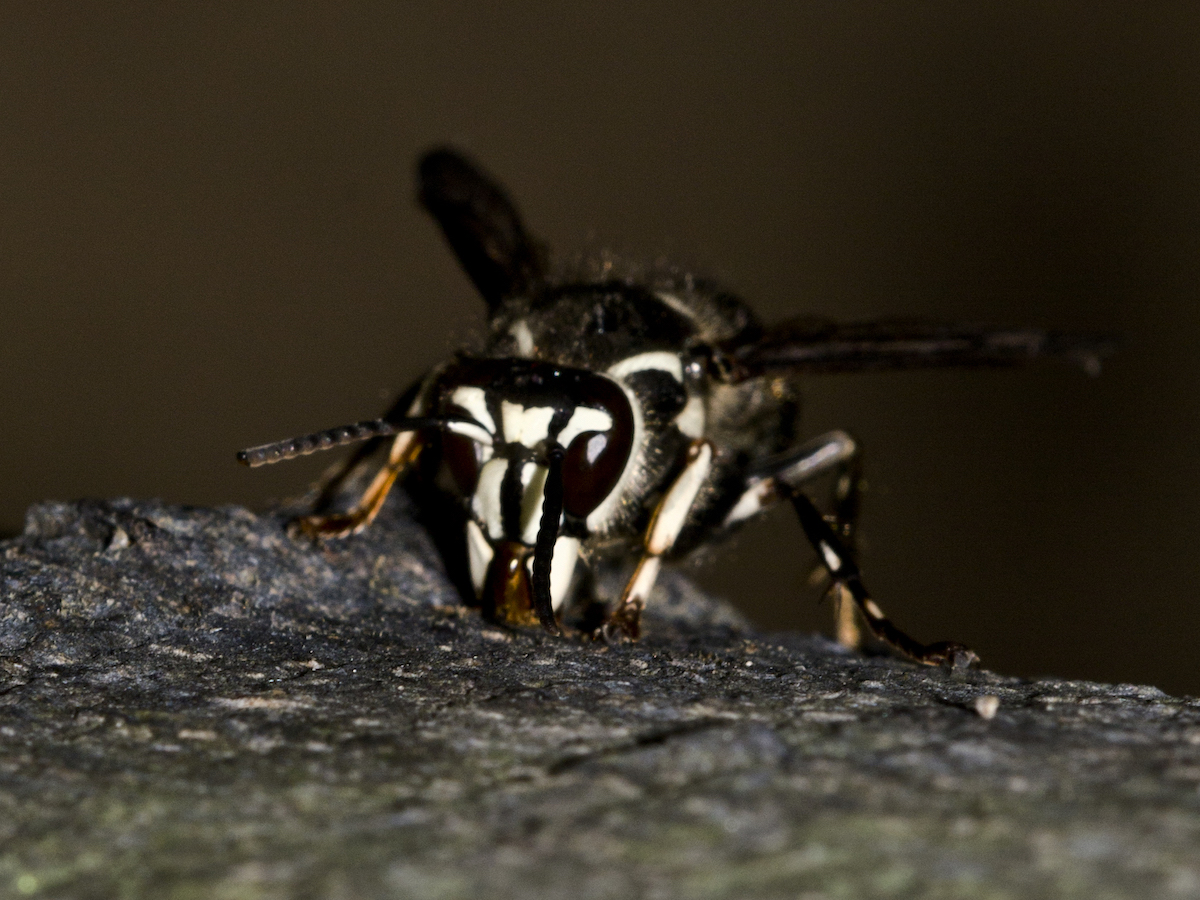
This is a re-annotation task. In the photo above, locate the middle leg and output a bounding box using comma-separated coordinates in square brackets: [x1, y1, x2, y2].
[722, 430, 976, 667]
[724, 430, 865, 645]
[787, 489, 977, 668]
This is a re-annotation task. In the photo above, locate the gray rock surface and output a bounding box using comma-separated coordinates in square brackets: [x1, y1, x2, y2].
[1, 496, 1198, 899]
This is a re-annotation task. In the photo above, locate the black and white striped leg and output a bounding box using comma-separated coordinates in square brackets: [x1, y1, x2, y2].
[723, 430, 859, 531]
[723, 431, 868, 649]
[788, 489, 977, 668]
[821, 445, 865, 650]
[601, 439, 715, 641]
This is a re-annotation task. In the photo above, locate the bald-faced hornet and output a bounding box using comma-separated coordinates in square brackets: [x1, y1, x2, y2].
[239, 148, 1109, 667]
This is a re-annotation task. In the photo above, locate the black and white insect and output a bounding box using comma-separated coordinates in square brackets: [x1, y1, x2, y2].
[238, 148, 1108, 667]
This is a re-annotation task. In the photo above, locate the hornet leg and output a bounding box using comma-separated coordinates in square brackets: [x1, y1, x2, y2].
[295, 428, 426, 538]
[601, 439, 715, 641]
[310, 376, 428, 514]
[787, 489, 977, 668]
[722, 431, 973, 666]
[296, 378, 434, 538]
[722, 430, 860, 534]
[723, 431, 865, 647]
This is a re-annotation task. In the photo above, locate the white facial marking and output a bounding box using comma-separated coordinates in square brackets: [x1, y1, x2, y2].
[473, 458, 509, 540]
[444, 419, 493, 447]
[521, 535, 580, 611]
[674, 394, 705, 438]
[555, 406, 613, 450]
[501, 401, 556, 447]
[521, 536, 580, 610]
[450, 385, 496, 434]
[647, 441, 713, 555]
[518, 463, 551, 545]
[606, 351, 683, 382]
[865, 599, 885, 620]
[820, 542, 842, 572]
[549, 536, 580, 610]
[465, 520, 493, 597]
[508, 320, 535, 355]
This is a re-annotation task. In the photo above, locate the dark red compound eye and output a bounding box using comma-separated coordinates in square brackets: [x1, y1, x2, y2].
[562, 428, 630, 518]
[441, 405, 483, 494]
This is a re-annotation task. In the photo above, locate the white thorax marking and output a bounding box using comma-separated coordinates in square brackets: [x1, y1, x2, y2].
[607, 348, 703, 437]
[508, 320, 535, 356]
[607, 351, 683, 382]
[653, 291, 698, 322]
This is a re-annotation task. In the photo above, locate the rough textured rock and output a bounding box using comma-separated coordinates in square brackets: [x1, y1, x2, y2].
[1, 495, 1198, 899]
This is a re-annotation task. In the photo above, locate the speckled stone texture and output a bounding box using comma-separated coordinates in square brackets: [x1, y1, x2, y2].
[1, 496, 1198, 899]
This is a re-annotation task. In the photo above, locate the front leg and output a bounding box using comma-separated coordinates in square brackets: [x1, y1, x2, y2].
[294, 428, 426, 538]
[295, 389, 433, 538]
[601, 440, 714, 641]
[308, 375, 429, 515]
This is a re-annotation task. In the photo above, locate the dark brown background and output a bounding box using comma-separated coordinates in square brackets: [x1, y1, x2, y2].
[1, 4, 1195, 693]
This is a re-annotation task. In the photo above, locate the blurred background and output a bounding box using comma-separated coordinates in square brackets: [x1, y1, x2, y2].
[1, 3, 1195, 693]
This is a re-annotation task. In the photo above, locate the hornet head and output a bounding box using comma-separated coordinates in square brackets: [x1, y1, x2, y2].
[434, 358, 636, 627]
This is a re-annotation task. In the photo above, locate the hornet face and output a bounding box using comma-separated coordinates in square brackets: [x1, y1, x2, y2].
[432, 358, 637, 625]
